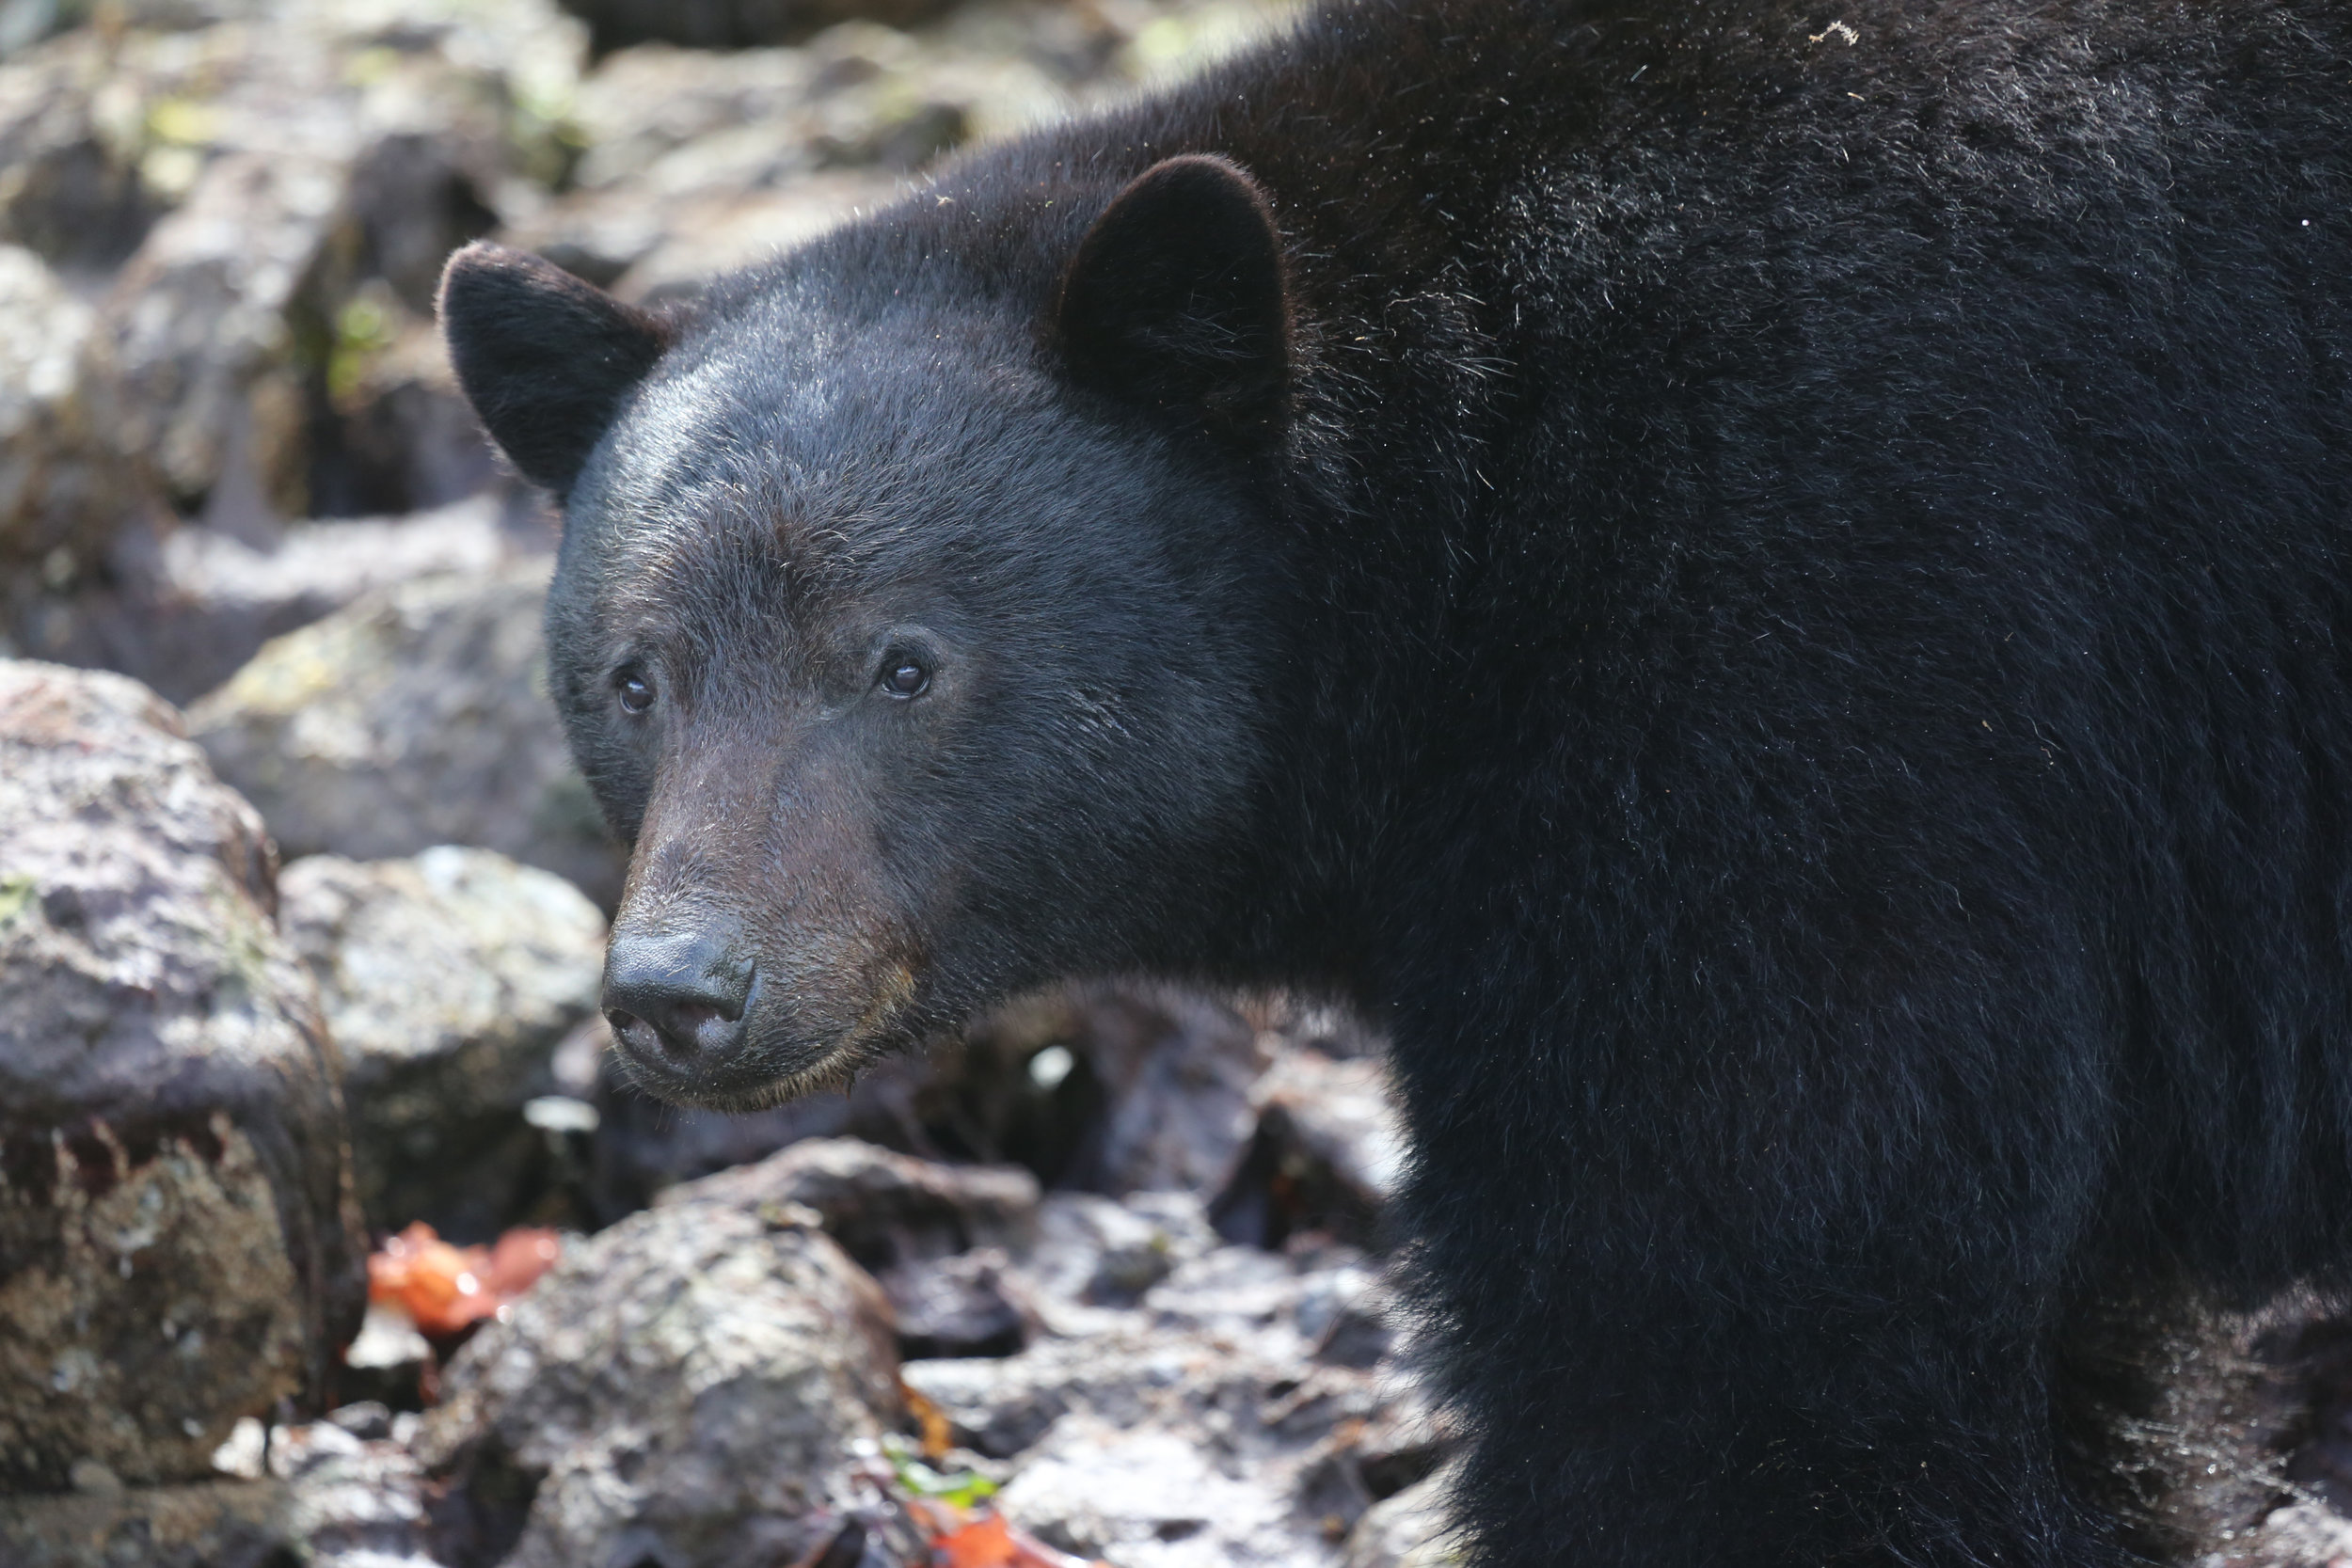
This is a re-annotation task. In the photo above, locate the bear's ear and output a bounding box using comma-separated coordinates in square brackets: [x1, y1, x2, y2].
[1054, 155, 1290, 444]
[437, 242, 675, 496]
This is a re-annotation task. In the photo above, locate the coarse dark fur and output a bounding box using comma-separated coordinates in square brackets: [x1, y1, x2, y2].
[438, 0, 2352, 1560]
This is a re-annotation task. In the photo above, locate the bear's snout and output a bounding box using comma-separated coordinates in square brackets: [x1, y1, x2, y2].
[602, 922, 755, 1083]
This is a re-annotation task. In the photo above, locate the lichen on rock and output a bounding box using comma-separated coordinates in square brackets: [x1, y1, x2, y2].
[0, 658, 364, 1494]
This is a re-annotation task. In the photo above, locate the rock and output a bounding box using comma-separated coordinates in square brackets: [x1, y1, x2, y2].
[0, 0, 584, 528]
[1213, 1050, 1407, 1251]
[1344, 1377, 1452, 1503]
[898, 982, 1264, 1195]
[502, 28, 928, 301]
[94, 146, 343, 517]
[269, 1410, 440, 1566]
[186, 561, 628, 907]
[884, 1247, 1029, 1359]
[419, 1199, 899, 1568]
[0, 659, 364, 1493]
[1075, 982, 1269, 1196]
[904, 1227, 1366, 1444]
[1025, 1191, 1199, 1307]
[0, 1403, 450, 1568]
[278, 845, 606, 1236]
[901, 1232, 1425, 1563]
[994, 1418, 1298, 1567]
[0, 29, 166, 274]
[0, 1478, 298, 1568]
[1341, 1469, 1462, 1568]
[901, 1317, 1289, 1462]
[661, 1134, 1039, 1274]
[502, 20, 1089, 301]
[7, 491, 529, 705]
[310, 309, 501, 519]
[0, 245, 129, 573]
[555, 168, 907, 304]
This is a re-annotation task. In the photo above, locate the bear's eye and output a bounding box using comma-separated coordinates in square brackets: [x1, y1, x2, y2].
[879, 654, 930, 700]
[615, 666, 655, 714]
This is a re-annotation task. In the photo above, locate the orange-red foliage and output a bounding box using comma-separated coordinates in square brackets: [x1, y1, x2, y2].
[366, 1222, 561, 1336]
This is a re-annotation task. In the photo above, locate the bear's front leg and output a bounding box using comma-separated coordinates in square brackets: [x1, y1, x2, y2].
[1390, 976, 2132, 1566]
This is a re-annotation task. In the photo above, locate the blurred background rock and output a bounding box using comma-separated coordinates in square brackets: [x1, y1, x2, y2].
[0, 0, 1286, 703]
[5, 0, 2351, 1563]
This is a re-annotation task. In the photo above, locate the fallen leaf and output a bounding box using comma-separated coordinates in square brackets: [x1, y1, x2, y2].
[936, 1512, 1013, 1568]
[366, 1222, 561, 1337]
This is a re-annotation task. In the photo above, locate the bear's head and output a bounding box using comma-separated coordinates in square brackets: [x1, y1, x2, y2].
[438, 156, 1295, 1109]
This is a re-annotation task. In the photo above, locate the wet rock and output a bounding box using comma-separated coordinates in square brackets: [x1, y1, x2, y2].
[0, 245, 129, 573]
[419, 1198, 899, 1568]
[1076, 982, 1269, 1196]
[900, 982, 1265, 1195]
[901, 1317, 1290, 1462]
[995, 1418, 1298, 1566]
[0, 1402, 447, 1568]
[8, 491, 526, 705]
[662, 1134, 1039, 1274]
[905, 1232, 1420, 1565]
[278, 845, 606, 1236]
[0, 660, 364, 1493]
[885, 1247, 1029, 1359]
[1214, 1050, 1406, 1251]
[270, 1409, 440, 1565]
[186, 561, 627, 907]
[0, 1478, 298, 1568]
[1025, 1191, 1201, 1307]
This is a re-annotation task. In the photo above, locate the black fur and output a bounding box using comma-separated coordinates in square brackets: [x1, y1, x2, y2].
[1054, 153, 1293, 442]
[438, 0, 2352, 1561]
[437, 243, 673, 495]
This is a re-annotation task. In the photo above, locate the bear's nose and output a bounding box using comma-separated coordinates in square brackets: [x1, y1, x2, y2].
[602, 927, 754, 1066]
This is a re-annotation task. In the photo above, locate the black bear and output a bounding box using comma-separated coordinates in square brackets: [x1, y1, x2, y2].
[438, 0, 2352, 1560]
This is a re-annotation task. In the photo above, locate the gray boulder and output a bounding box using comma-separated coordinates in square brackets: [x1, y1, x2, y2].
[0, 659, 364, 1494]
[0, 1403, 447, 1567]
[278, 844, 606, 1235]
[46, 0, 584, 520]
[0, 245, 128, 576]
[420, 1196, 899, 1568]
[9, 492, 527, 706]
[187, 562, 627, 907]
[94, 146, 344, 520]
[0, 1478, 300, 1568]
